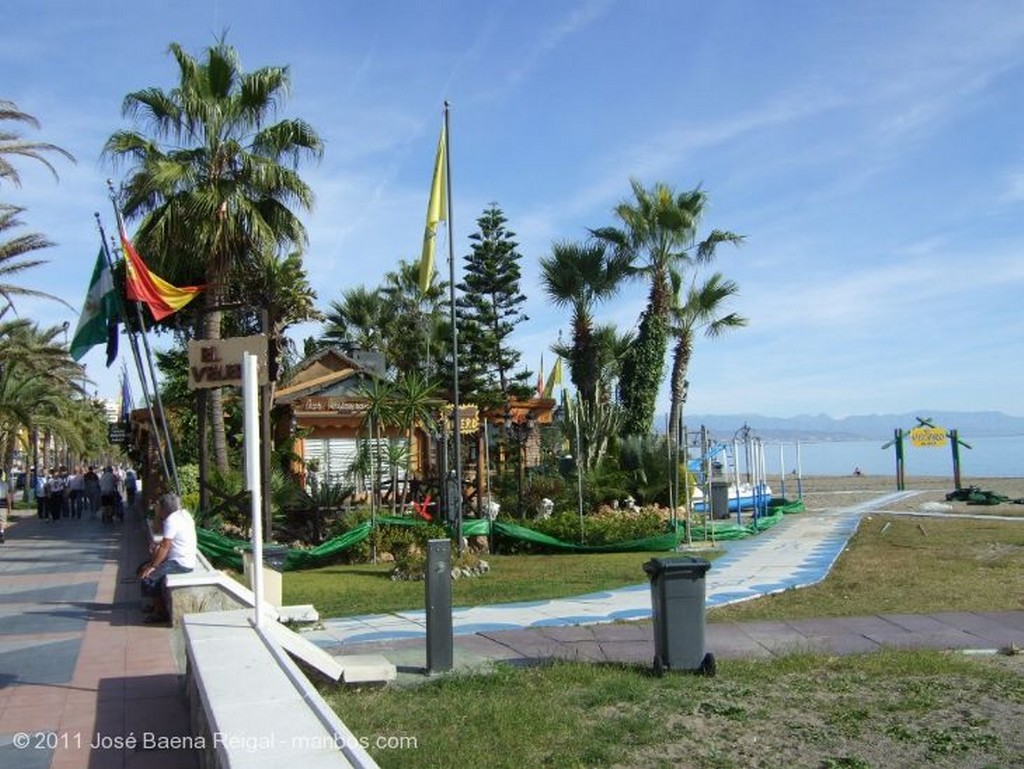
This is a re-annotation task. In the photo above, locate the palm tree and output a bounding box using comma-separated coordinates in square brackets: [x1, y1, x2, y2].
[0, 205, 71, 310]
[380, 260, 449, 379]
[241, 249, 321, 385]
[592, 179, 740, 434]
[539, 240, 628, 407]
[103, 39, 323, 472]
[322, 286, 390, 353]
[0, 100, 75, 187]
[591, 323, 634, 405]
[668, 273, 747, 445]
[0, 318, 92, 472]
[390, 370, 439, 508]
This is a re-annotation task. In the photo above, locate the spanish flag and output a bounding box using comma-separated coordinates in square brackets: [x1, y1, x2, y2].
[121, 234, 204, 321]
[419, 123, 447, 294]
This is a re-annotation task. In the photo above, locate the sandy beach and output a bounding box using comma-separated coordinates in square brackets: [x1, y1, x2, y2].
[791, 474, 1024, 517]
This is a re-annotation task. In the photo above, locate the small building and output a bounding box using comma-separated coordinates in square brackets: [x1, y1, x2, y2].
[274, 346, 557, 516]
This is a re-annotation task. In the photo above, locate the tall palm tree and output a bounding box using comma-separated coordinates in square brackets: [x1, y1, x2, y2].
[592, 179, 740, 434]
[668, 273, 747, 445]
[539, 240, 628, 408]
[103, 39, 323, 472]
[0, 100, 75, 187]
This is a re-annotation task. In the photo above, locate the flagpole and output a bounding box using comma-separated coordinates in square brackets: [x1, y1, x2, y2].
[443, 101, 464, 556]
[105, 185, 181, 494]
[95, 214, 174, 492]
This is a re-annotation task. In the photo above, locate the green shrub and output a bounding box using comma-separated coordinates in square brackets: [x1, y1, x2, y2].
[499, 508, 666, 553]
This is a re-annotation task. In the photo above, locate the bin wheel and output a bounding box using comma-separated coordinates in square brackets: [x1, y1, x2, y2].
[653, 656, 665, 678]
[698, 652, 717, 678]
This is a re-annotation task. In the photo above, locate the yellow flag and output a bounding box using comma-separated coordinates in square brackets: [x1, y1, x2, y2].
[543, 356, 563, 397]
[419, 124, 447, 293]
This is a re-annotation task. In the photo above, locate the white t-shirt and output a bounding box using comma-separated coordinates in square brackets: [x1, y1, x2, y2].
[162, 509, 197, 569]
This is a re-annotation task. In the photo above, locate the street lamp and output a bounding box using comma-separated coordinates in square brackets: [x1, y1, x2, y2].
[503, 408, 536, 519]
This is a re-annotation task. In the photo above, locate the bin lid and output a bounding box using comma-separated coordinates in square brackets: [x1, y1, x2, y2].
[642, 555, 711, 578]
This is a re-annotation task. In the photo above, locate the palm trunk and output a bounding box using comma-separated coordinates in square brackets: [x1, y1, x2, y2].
[202, 302, 229, 473]
[669, 331, 693, 446]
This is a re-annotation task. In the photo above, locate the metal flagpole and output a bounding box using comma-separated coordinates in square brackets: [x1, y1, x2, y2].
[95, 214, 173, 492]
[107, 185, 181, 494]
[443, 101, 464, 556]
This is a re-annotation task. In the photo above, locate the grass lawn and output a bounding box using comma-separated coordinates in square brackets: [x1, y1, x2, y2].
[708, 514, 1024, 622]
[325, 651, 1024, 769]
[317, 513, 1024, 768]
[283, 549, 708, 618]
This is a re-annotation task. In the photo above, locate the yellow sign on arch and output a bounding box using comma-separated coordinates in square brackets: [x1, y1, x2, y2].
[910, 426, 947, 448]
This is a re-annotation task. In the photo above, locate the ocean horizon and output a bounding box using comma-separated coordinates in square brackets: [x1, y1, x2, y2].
[755, 435, 1024, 480]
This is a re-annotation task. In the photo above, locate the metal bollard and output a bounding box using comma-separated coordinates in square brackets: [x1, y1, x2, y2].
[425, 538, 453, 673]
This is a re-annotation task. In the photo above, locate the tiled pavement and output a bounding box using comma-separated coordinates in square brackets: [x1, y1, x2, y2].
[0, 508, 196, 769]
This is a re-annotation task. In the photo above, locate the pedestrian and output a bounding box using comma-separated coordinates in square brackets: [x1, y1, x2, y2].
[98, 466, 118, 524]
[83, 465, 100, 518]
[34, 468, 48, 519]
[46, 468, 65, 522]
[68, 466, 85, 519]
[0, 470, 11, 543]
[137, 493, 196, 624]
[124, 467, 138, 513]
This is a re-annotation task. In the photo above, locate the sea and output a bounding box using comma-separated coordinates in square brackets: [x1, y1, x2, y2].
[757, 435, 1024, 479]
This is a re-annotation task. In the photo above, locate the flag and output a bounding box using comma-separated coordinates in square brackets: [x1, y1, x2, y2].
[121, 232, 204, 321]
[543, 356, 563, 398]
[118, 368, 133, 423]
[69, 248, 121, 365]
[419, 124, 447, 293]
[537, 353, 544, 397]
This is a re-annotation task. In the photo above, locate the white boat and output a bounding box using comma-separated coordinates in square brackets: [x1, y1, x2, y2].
[689, 481, 773, 516]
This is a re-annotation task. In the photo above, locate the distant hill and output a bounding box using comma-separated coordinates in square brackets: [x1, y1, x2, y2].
[678, 411, 1024, 441]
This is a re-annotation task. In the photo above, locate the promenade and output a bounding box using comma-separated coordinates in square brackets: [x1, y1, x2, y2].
[0, 510, 194, 769]
[2, 492, 1023, 766]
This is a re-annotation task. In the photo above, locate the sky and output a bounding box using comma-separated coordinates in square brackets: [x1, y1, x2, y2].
[3, 0, 1024, 420]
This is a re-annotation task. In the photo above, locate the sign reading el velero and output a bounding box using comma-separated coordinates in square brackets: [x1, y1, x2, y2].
[909, 425, 948, 448]
[187, 335, 269, 390]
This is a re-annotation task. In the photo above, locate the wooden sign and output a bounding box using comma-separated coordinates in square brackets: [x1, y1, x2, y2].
[187, 335, 269, 390]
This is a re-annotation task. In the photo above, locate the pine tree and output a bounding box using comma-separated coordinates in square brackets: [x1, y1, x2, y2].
[456, 204, 531, 406]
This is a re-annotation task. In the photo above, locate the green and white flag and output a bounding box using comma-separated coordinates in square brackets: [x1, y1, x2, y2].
[70, 248, 120, 364]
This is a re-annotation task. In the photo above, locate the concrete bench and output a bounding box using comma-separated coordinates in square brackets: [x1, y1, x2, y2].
[149, 522, 395, 685]
[183, 610, 380, 768]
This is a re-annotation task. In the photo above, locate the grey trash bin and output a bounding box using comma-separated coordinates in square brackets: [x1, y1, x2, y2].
[643, 556, 715, 676]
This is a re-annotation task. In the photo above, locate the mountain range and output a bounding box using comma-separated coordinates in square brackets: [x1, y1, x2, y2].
[679, 411, 1024, 441]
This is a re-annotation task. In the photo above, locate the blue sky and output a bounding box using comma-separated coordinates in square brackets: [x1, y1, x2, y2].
[3, 0, 1023, 419]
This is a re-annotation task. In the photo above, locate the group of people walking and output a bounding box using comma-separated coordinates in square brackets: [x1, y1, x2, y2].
[33, 465, 138, 523]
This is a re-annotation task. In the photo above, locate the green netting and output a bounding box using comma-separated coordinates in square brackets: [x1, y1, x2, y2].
[194, 497, 808, 570]
[493, 520, 681, 553]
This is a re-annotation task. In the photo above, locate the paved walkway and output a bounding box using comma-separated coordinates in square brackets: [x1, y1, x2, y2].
[0, 508, 195, 769]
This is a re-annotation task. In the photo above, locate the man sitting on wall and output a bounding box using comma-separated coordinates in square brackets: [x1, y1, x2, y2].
[138, 492, 197, 624]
